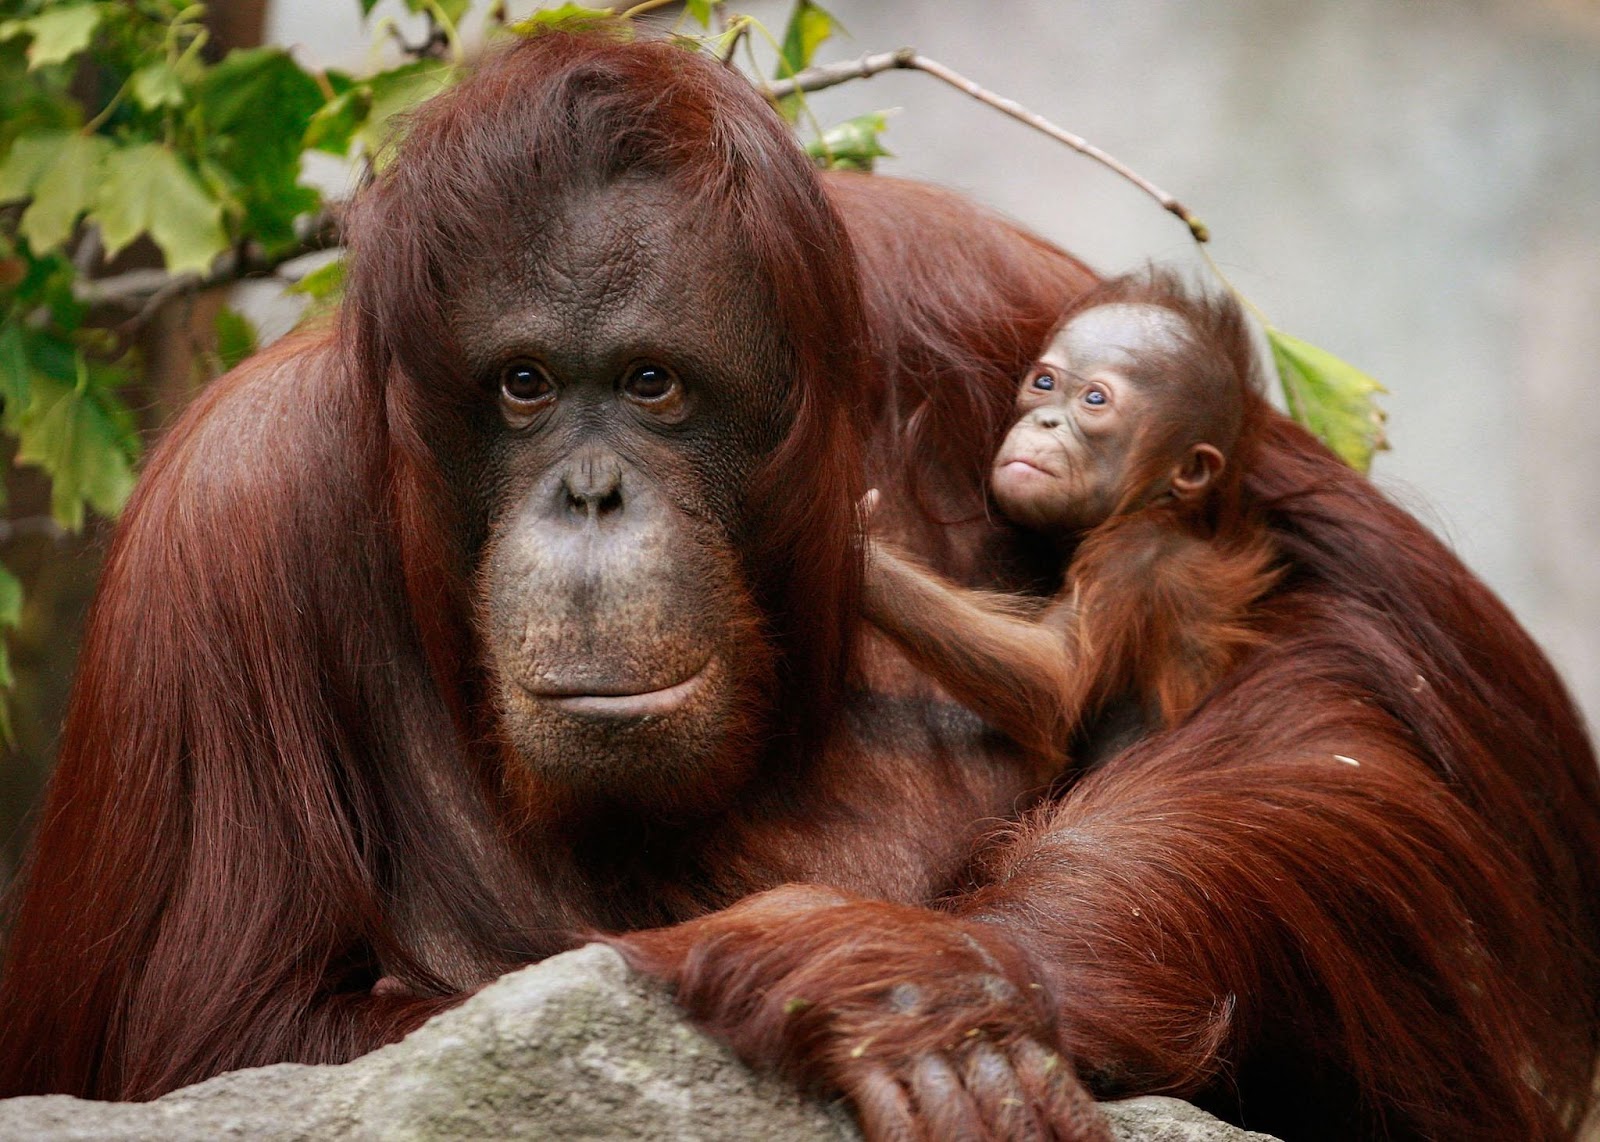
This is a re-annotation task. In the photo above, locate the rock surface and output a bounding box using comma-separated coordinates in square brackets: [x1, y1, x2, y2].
[0, 944, 1277, 1140]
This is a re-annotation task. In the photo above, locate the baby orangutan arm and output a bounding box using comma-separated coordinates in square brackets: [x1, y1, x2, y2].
[861, 534, 1079, 762]
[861, 497, 1282, 766]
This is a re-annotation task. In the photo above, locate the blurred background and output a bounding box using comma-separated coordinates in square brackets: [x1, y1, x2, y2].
[3, 0, 1598, 884]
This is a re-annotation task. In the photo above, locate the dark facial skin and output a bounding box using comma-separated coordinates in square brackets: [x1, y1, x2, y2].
[451, 178, 790, 814]
[990, 303, 1223, 534]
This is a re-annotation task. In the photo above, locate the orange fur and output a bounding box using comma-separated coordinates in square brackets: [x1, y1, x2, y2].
[1069, 509, 1281, 728]
[1, 30, 1596, 1142]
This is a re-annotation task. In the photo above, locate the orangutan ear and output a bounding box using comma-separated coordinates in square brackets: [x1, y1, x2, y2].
[1170, 443, 1225, 504]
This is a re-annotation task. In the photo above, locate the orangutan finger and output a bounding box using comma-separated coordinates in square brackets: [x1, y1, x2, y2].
[961, 1039, 1048, 1142]
[848, 1063, 922, 1142]
[1013, 1039, 1112, 1142]
[908, 1052, 990, 1140]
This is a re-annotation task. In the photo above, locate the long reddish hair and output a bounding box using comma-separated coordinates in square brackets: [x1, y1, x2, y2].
[0, 30, 877, 1099]
[342, 30, 872, 750]
[823, 172, 1096, 581]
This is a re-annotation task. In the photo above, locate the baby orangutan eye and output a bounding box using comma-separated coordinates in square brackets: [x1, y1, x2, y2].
[1030, 370, 1056, 391]
[1082, 386, 1108, 407]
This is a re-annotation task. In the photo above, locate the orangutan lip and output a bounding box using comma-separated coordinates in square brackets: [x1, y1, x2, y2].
[532, 659, 712, 718]
[999, 457, 1055, 477]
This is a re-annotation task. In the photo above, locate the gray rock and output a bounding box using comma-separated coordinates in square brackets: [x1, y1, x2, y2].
[1102, 1097, 1282, 1142]
[0, 944, 1275, 1141]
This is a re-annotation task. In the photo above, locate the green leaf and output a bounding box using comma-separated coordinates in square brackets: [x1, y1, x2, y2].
[0, 559, 20, 732]
[773, 0, 835, 119]
[1267, 326, 1389, 474]
[23, 324, 80, 383]
[288, 257, 345, 302]
[685, 0, 717, 27]
[358, 0, 382, 15]
[778, 0, 834, 74]
[0, 563, 20, 631]
[0, 131, 63, 201]
[0, 654, 13, 737]
[93, 143, 228, 276]
[513, 4, 619, 37]
[288, 257, 345, 323]
[307, 61, 458, 161]
[1, 4, 104, 71]
[0, 318, 29, 426]
[24, 134, 108, 252]
[0, 131, 110, 254]
[304, 84, 372, 156]
[0, 37, 79, 156]
[193, 48, 324, 249]
[197, 48, 320, 136]
[131, 60, 185, 110]
[15, 363, 138, 532]
[323, 69, 357, 97]
[213, 307, 256, 372]
[354, 60, 456, 159]
[806, 110, 894, 172]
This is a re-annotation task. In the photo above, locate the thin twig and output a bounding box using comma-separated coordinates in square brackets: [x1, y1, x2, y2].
[80, 75, 132, 136]
[1196, 242, 1270, 326]
[74, 210, 343, 326]
[763, 50, 1210, 243]
[0, 516, 67, 545]
[619, 0, 678, 18]
[717, 16, 751, 65]
[421, 0, 463, 62]
[763, 48, 916, 99]
[71, 227, 101, 278]
[385, 18, 448, 61]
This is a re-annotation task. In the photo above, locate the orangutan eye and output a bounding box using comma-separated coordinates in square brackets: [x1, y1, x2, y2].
[501, 361, 555, 406]
[623, 364, 678, 403]
[1030, 371, 1056, 391]
[1082, 387, 1108, 407]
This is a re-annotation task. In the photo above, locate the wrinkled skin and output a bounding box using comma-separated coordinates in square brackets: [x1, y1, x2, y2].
[991, 303, 1220, 533]
[459, 179, 788, 812]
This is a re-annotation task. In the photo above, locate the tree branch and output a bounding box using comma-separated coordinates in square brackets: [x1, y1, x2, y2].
[0, 516, 66, 545]
[66, 50, 1207, 332]
[73, 210, 344, 328]
[763, 50, 1209, 243]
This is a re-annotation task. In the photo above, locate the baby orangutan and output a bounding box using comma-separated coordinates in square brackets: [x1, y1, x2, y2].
[862, 270, 1280, 766]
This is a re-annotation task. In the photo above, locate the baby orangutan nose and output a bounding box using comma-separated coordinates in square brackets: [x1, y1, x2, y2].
[1026, 407, 1066, 431]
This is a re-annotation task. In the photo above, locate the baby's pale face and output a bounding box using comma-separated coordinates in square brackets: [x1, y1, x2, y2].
[990, 303, 1189, 533]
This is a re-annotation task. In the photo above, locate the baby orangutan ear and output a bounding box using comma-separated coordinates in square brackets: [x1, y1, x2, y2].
[1169, 443, 1226, 504]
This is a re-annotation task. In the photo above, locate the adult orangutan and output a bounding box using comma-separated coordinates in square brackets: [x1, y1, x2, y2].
[2, 29, 1597, 1142]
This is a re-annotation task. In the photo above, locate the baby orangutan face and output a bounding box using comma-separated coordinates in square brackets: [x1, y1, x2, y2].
[991, 302, 1223, 534]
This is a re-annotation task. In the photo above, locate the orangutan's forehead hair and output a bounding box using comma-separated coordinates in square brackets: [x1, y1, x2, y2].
[1053, 267, 1260, 455]
[383, 35, 742, 221]
[341, 28, 866, 403]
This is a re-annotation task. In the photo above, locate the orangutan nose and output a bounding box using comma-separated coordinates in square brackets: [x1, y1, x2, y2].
[560, 449, 625, 521]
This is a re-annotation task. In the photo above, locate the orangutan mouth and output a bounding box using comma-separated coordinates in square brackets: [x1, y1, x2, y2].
[530, 658, 713, 719]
